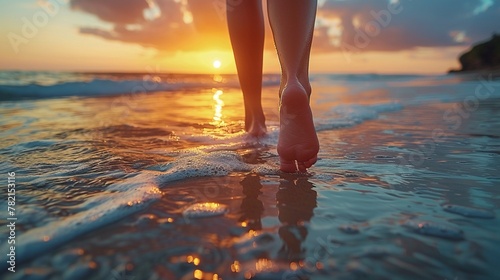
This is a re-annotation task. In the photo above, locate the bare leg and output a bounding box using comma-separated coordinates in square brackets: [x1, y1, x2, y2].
[226, 0, 266, 137]
[268, 0, 319, 172]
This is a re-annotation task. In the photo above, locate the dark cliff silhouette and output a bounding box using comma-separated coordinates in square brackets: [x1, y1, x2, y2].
[449, 34, 500, 73]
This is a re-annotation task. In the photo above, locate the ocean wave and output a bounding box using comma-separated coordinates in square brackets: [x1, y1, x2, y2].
[0, 79, 216, 100]
[0, 72, 283, 101]
[0, 150, 277, 268]
[316, 102, 403, 131]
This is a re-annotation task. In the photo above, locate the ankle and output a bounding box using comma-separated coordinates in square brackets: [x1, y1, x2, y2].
[281, 76, 311, 98]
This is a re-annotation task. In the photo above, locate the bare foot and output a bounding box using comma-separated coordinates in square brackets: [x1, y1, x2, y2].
[278, 82, 319, 172]
[247, 116, 267, 137]
[245, 111, 266, 137]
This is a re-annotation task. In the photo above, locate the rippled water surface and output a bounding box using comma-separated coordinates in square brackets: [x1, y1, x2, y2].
[0, 72, 499, 279]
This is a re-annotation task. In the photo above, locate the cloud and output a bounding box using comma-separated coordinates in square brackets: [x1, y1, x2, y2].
[314, 0, 500, 52]
[70, 0, 500, 53]
[70, 0, 150, 24]
[71, 0, 230, 51]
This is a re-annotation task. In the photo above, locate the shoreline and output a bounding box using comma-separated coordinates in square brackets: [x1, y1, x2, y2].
[1, 73, 499, 279]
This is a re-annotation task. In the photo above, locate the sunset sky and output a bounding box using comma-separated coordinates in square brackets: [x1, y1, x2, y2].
[0, 0, 498, 74]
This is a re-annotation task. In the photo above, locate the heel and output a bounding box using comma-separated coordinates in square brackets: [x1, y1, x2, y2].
[280, 84, 309, 113]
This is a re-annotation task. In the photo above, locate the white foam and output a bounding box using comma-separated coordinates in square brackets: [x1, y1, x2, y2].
[1, 182, 161, 267]
[172, 126, 280, 150]
[175, 103, 402, 148]
[315, 102, 403, 131]
[1, 150, 278, 267]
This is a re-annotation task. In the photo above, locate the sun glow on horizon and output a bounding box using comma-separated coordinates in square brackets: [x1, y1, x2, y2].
[212, 60, 222, 69]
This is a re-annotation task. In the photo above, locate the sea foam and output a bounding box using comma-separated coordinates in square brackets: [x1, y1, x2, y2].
[0, 150, 275, 267]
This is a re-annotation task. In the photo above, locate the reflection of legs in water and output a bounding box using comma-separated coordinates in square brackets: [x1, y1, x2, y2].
[268, 0, 319, 173]
[226, 0, 266, 137]
[239, 173, 264, 231]
[227, 1, 319, 172]
[277, 177, 317, 261]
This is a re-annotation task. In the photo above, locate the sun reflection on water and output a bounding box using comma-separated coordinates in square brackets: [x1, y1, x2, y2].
[212, 89, 225, 125]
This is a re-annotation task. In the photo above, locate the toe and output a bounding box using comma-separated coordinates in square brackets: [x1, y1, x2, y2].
[280, 158, 297, 173]
[297, 162, 307, 172]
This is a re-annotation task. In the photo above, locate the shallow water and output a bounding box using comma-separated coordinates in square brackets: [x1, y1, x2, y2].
[0, 72, 499, 279]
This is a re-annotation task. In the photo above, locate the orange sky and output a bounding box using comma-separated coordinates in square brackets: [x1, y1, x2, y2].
[0, 0, 495, 74]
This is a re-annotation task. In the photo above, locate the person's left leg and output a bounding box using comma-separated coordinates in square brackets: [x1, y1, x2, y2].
[226, 0, 266, 137]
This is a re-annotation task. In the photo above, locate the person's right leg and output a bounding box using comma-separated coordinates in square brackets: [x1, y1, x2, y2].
[268, 0, 319, 172]
[226, 0, 266, 137]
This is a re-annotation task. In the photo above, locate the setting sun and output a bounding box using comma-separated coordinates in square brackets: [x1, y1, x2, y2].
[213, 60, 222, 69]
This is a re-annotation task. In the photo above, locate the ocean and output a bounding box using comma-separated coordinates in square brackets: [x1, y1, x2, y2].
[0, 71, 499, 279]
